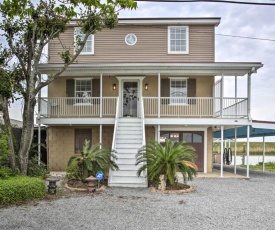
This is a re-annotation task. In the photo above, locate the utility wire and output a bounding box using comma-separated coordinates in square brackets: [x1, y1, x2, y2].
[216, 33, 275, 42]
[135, 0, 275, 6]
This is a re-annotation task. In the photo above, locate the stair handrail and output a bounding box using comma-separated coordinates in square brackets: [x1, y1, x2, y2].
[140, 97, 148, 186]
[109, 97, 120, 186]
[111, 96, 120, 152]
[140, 97, 146, 146]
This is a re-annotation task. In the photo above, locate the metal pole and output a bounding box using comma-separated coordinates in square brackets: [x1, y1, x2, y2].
[157, 125, 160, 143]
[38, 75, 41, 166]
[247, 73, 252, 120]
[220, 75, 224, 118]
[220, 125, 224, 177]
[246, 125, 250, 178]
[263, 135, 265, 172]
[234, 127, 237, 174]
[99, 124, 102, 149]
[235, 76, 237, 118]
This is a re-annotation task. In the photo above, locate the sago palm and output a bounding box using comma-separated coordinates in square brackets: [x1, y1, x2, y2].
[136, 139, 197, 186]
[67, 140, 119, 181]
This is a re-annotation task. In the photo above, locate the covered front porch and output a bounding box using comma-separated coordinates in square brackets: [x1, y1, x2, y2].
[38, 62, 263, 122]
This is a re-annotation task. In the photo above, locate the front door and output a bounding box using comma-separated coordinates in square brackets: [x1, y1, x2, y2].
[122, 81, 138, 117]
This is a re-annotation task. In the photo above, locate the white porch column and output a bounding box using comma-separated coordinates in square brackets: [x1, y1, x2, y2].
[263, 135, 266, 172]
[234, 127, 237, 174]
[246, 125, 250, 178]
[157, 125, 160, 143]
[247, 73, 252, 120]
[100, 73, 103, 118]
[235, 76, 238, 118]
[220, 125, 224, 177]
[220, 75, 224, 118]
[100, 124, 102, 149]
[158, 73, 161, 118]
[38, 75, 41, 166]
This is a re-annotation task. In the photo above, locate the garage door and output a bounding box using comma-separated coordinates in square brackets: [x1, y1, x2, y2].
[160, 131, 204, 172]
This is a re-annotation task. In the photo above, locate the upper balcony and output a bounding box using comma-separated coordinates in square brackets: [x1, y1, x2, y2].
[37, 62, 263, 126]
[39, 96, 248, 120]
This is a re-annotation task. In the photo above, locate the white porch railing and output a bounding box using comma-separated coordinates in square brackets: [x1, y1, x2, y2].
[40, 96, 248, 118]
[40, 97, 117, 117]
[143, 97, 248, 118]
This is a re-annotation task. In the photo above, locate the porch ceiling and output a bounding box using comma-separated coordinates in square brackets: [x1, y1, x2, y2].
[38, 62, 263, 77]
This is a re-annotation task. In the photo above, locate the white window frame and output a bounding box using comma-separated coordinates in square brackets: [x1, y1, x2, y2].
[169, 77, 188, 105]
[74, 28, 94, 55]
[167, 26, 189, 54]
[74, 78, 93, 105]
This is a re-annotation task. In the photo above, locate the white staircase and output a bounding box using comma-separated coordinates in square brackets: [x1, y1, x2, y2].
[108, 118, 147, 187]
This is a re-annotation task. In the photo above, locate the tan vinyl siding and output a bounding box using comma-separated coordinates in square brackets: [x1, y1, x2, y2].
[48, 25, 215, 64]
[48, 75, 213, 98]
[48, 125, 114, 171]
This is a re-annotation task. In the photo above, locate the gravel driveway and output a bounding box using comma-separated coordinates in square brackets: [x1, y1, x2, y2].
[1, 169, 274, 230]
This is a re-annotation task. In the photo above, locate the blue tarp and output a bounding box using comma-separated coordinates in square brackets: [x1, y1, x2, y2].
[213, 125, 275, 139]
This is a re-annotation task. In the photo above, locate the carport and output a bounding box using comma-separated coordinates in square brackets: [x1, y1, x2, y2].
[213, 120, 275, 177]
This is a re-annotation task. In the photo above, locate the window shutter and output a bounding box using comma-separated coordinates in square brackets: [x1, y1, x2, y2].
[187, 79, 196, 105]
[66, 79, 75, 105]
[92, 79, 100, 104]
[161, 79, 170, 104]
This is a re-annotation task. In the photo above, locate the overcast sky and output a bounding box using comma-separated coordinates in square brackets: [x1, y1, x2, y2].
[7, 0, 275, 139]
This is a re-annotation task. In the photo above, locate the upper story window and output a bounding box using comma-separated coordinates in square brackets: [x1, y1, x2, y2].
[74, 28, 94, 55]
[168, 26, 189, 54]
[170, 78, 187, 104]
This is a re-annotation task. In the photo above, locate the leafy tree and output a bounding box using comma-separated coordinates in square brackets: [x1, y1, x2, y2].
[0, 0, 137, 174]
[136, 140, 198, 188]
[66, 140, 119, 181]
[0, 46, 23, 170]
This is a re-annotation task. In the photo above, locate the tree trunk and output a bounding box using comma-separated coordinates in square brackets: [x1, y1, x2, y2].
[0, 96, 16, 170]
[18, 96, 36, 175]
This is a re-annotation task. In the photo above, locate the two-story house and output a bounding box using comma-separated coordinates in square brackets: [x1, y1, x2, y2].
[38, 18, 263, 187]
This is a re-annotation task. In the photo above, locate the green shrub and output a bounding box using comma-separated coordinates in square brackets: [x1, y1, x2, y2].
[0, 166, 18, 179]
[136, 140, 197, 187]
[0, 176, 46, 205]
[27, 157, 49, 179]
[66, 140, 118, 181]
[66, 160, 81, 181]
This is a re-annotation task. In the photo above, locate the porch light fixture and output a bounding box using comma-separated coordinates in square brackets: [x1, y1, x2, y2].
[145, 83, 148, 90]
[113, 84, 116, 90]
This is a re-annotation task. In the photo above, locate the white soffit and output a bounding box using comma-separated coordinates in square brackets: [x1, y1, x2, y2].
[38, 62, 263, 77]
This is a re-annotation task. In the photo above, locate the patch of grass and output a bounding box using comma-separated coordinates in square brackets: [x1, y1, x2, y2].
[240, 162, 275, 172]
[0, 176, 46, 205]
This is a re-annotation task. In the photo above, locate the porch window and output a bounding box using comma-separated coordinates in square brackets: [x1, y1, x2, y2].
[75, 79, 92, 104]
[170, 78, 187, 104]
[74, 28, 94, 54]
[66, 78, 100, 105]
[168, 26, 189, 54]
[75, 129, 92, 153]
